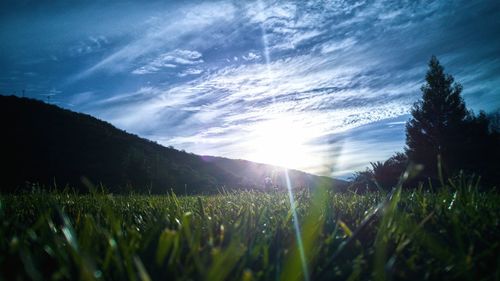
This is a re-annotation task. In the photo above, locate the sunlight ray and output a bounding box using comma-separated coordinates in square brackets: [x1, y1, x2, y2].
[257, 0, 275, 103]
[284, 168, 310, 281]
[256, 2, 309, 280]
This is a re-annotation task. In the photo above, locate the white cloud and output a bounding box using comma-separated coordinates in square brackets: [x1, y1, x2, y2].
[69, 1, 235, 81]
[245, 2, 297, 24]
[319, 38, 357, 54]
[242, 52, 261, 61]
[69, 91, 95, 105]
[69, 36, 109, 57]
[132, 49, 202, 75]
[178, 68, 203, 77]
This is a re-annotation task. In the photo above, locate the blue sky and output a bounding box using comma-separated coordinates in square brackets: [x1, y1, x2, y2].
[1, 0, 499, 178]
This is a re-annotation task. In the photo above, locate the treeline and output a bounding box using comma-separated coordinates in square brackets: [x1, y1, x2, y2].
[0, 96, 235, 193]
[350, 56, 500, 191]
[0, 95, 345, 194]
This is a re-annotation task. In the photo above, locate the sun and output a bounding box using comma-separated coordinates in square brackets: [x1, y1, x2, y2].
[244, 117, 320, 170]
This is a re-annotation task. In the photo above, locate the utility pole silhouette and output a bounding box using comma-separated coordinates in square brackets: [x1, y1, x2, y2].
[40, 93, 55, 103]
[40, 88, 60, 103]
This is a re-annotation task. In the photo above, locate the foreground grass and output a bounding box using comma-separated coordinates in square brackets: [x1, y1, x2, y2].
[1, 180, 499, 280]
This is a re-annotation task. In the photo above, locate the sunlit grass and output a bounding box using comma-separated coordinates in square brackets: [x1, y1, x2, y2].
[1, 177, 499, 280]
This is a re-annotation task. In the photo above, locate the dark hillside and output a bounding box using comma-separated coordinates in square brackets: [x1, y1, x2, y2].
[202, 156, 347, 191]
[0, 95, 346, 193]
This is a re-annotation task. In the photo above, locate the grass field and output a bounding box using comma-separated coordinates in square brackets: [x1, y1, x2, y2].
[1, 177, 499, 281]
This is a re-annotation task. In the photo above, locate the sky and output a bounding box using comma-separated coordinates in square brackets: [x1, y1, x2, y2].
[1, 0, 499, 178]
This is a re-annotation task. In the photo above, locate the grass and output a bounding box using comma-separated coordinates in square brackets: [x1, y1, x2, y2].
[0, 176, 499, 281]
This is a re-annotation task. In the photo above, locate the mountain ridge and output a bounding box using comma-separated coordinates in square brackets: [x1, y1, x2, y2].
[0, 95, 347, 193]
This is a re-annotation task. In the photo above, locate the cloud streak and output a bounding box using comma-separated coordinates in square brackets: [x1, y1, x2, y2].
[132, 49, 203, 75]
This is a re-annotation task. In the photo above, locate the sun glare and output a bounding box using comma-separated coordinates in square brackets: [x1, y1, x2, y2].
[245, 117, 319, 170]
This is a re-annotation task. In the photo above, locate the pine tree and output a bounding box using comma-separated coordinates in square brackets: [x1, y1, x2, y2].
[405, 56, 470, 180]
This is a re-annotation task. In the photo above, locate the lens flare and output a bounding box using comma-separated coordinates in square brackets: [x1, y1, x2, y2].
[284, 168, 310, 281]
[257, 1, 309, 280]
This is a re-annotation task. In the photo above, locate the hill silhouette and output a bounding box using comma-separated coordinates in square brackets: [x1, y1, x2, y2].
[0, 95, 346, 193]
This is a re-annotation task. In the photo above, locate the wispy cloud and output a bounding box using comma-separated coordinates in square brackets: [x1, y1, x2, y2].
[132, 49, 203, 75]
[242, 51, 261, 61]
[69, 36, 109, 57]
[88, 46, 415, 174]
[68, 2, 236, 81]
[178, 68, 203, 77]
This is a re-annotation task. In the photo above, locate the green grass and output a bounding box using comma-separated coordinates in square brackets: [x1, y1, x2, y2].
[1, 177, 499, 281]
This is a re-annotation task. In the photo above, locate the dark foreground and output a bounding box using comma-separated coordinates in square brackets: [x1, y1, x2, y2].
[1, 180, 499, 280]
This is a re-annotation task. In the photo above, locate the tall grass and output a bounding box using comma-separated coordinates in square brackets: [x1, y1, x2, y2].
[1, 177, 498, 280]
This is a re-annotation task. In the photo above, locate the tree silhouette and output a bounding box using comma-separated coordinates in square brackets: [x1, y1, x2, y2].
[370, 152, 407, 190]
[487, 110, 500, 133]
[461, 110, 500, 185]
[348, 169, 376, 193]
[405, 56, 471, 180]
[350, 57, 499, 190]
[348, 152, 407, 192]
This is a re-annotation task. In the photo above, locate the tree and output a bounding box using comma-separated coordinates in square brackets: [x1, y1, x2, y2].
[462, 110, 500, 185]
[350, 57, 499, 190]
[487, 110, 500, 133]
[349, 152, 407, 192]
[348, 169, 376, 193]
[405, 56, 470, 180]
[370, 152, 408, 190]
